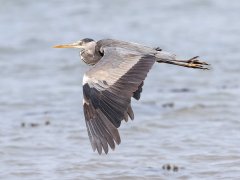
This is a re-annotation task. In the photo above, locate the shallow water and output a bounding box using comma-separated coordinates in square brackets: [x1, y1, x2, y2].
[1, 0, 240, 179]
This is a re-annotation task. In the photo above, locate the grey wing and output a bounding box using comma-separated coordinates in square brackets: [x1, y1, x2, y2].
[83, 47, 156, 154]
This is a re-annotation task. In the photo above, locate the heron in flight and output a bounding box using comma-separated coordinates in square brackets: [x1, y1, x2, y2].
[54, 38, 209, 154]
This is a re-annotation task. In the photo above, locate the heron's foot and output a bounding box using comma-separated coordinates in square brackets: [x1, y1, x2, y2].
[154, 47, 162, 51]
[172, 56, 210, 70]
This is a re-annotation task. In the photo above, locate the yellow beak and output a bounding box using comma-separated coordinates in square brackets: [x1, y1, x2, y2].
[53, 42, 83, 49]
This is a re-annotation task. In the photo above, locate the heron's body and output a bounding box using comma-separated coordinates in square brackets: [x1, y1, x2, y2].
[80, 39, 175, 65]
[54, 38, 209, 154]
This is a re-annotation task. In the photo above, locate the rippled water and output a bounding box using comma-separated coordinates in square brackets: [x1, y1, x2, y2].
[1, 0, 240, 179]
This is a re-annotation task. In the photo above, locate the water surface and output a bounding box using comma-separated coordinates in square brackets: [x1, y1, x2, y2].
[1, 0, 240, 179]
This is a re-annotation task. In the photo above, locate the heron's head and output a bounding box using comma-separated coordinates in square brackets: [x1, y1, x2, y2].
[53, 38, 96, 50]
[54, 38, 98, 65]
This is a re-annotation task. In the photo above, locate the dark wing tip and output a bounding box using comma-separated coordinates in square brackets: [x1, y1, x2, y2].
[84, 103, 121, 155]
[133, 82, 144, 100]
[127, 105, 134, 120]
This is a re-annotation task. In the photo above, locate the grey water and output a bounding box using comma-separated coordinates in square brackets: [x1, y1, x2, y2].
[1, 0, 240, 179]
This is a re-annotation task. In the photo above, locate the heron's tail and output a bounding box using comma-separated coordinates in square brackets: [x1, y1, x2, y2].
[155, 51, 210, 70]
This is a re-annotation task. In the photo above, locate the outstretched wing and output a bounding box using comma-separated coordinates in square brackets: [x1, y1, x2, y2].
[83, 46, 156, 154]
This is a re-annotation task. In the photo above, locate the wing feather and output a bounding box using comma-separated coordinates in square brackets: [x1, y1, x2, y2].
[83, 45, 155, 154]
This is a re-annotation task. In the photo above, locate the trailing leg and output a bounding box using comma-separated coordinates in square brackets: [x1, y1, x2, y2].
[156, 54, 210, 70]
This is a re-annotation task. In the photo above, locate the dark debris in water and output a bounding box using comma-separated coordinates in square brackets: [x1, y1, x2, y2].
[45, 120, 50, 125]
[162, 163, 180, 172]
[21, 110, 52, 128]
[171, 88, 192, 93]
[20, 121, 51, 128]
[158, 88, 193, 93]
[220, 84, 239, 89]
[162, 102, 175, 108]
[30, 123, 39, 127]
[21, 122, 25, 127]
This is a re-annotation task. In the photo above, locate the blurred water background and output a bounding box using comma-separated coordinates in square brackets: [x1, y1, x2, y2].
[1, 0, 240, 179]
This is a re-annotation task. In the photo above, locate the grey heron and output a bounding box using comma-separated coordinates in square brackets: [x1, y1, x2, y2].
[53, 38, 209, 154]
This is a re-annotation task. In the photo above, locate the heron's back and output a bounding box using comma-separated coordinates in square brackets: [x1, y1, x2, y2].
[97, 39, 155, 55]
